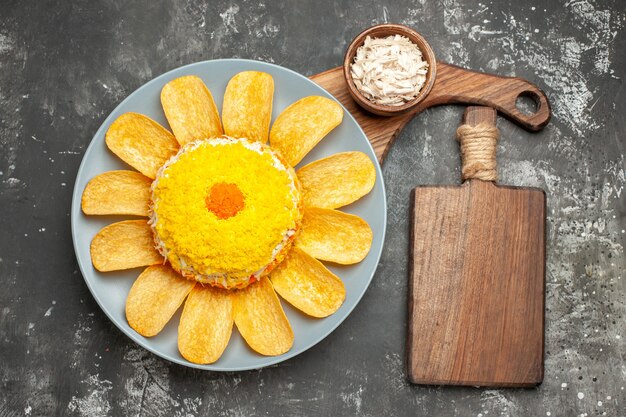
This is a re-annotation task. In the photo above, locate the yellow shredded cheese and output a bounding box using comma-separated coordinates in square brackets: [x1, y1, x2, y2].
[150, 138, 302, 288]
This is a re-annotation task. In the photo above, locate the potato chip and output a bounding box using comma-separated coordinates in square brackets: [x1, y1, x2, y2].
[223, 71, 274, 142]
[82, 170, 152, 216]
[178, 285, 233, 364]
[90, 220, 163, 271]
[295, 208, 373, 264]
[105, 113, 179, 179]
[233, 277, 293, 356]
[297, 151, 376, 209]
[161, 75, 223, 146]
[269, 96, 343, 166]
[270, 247, 345, 318]
[126, 265, 195, 337]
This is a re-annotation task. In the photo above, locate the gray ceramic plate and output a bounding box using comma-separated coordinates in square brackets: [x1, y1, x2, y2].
[71, 59, 387, 371]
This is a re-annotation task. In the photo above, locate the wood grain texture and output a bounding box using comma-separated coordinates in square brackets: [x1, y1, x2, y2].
[310, 64, 550, 163]
[406, 107, 546, 387]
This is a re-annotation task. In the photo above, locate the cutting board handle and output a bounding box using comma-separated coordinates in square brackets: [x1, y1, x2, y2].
[421, 63, 551, 132]
[457, 106, 500, 183]
[462, 106, 497, 128]
[310, 65, 551, 163]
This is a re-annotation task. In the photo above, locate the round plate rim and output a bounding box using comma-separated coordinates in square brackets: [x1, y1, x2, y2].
[70, 58, 387, 371]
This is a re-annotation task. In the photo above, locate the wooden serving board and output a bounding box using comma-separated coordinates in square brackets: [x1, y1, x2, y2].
[407, 107, 545, 387]
[310, 64, 551, 163]
[310, 66, 549, 387]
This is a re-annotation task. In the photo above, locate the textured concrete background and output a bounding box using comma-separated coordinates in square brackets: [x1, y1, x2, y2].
[1, 0, 624, 416]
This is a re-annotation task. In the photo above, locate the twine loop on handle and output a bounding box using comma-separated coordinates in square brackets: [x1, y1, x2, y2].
[456, 123, 500, 181]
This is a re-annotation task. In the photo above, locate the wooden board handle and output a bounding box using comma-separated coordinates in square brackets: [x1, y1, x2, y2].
[310, 65, 551, 163]
[463, 106, 497, 127]
[457, 107, 499, 183]
[420, 62, 551, 132]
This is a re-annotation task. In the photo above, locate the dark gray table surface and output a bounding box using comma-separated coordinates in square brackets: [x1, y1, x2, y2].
[1, 0, 624, 416]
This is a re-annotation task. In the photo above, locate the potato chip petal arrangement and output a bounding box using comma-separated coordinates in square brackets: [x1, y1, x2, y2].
[270, 96, 344, 166]
[233, 277, 294, 356]
[82, 71, 377, 364]
[270, 247, 346, 318]
[296, 208, 373, 264]
[161, 75, 223, 146]
[223, 71, 274, 142]
[82, 170, 152, 216]
[297, 151, 376, 209]
[178, 285, 233, 364]
[105, 113, 179, 179]
[90, 220, 163, 272]
[126, 265, 196, 337]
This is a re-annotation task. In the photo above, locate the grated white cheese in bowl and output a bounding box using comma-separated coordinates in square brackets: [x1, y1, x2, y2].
[350, 35, 429, 106]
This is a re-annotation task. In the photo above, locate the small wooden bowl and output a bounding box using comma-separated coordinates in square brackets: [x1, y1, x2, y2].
[343, 24, 437, 116]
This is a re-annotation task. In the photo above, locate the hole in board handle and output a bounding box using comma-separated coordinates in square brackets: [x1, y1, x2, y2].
[515, 91, 540, 116]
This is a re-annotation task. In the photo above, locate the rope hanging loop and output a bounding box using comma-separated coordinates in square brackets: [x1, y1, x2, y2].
[455, 123, 500, 182]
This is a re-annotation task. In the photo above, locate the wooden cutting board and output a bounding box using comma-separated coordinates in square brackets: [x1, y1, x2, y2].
[406, 107, 545, 387]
